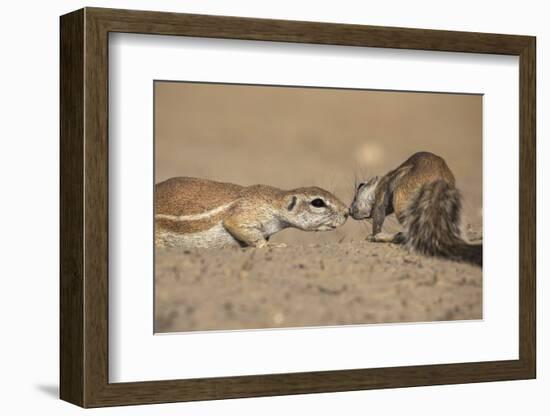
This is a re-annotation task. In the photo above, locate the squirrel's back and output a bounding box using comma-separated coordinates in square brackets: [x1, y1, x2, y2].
[391, 152, 455, 221]
[156, 177, 244, 216]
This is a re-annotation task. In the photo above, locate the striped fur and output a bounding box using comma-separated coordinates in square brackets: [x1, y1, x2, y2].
[155, 202, 235, 222]
[402, 180, 482, 266]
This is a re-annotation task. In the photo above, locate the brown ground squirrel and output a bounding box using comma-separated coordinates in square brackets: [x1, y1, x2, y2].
[155, 177, 349, 249]
[350, 152, 482, 266]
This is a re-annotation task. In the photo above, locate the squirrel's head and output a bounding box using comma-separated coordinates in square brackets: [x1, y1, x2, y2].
[282, 187, 348, 231]
[349, 176, 380, 220]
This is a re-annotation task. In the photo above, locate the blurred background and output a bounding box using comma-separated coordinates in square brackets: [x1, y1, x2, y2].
[155, 81, 482, 244]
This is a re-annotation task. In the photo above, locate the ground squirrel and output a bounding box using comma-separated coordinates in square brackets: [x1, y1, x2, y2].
[350, 151, 482, 266]
[155, 177, 349, 249]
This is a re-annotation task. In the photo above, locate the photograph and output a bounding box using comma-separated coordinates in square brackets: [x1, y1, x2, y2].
[154, 81, 483, 333]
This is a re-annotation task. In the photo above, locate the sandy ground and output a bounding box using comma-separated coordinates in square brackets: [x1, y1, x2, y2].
[155, 238, 482, 333]
[154, 82, 483, 333]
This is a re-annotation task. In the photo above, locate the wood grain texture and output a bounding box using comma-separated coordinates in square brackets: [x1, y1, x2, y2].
[519, 38, 536, 375]
[59, 8, 84, 406]
[83, 10, 110, 406]
[89, 7, 532, 54]
[59, 7, 537, 408]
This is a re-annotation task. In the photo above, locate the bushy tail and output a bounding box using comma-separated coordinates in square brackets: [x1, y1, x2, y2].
[402, 180, 482, 267]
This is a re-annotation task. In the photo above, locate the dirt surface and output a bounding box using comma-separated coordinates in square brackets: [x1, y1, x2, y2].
[155, 239, 482, 333]
[154, 82, 483, 333]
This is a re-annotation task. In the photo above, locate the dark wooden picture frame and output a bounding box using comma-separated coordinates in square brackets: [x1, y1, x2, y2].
[60, 7, 536, 408]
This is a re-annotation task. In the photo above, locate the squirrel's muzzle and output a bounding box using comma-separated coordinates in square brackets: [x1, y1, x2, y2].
[349, 203, 371, 220]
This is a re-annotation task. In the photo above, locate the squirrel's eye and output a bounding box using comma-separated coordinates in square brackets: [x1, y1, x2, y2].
[311, 198, 326, 208]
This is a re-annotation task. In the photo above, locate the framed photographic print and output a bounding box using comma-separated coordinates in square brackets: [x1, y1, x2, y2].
[60, 7, 536, 408]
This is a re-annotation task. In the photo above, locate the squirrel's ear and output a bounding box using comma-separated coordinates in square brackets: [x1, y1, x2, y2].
[368, 176, 380, 186]
[287, 195, 297, 211]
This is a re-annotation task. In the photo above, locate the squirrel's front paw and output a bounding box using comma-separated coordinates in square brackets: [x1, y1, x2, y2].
[253, 240, 268, 249]
[267, 242, 287, 248]
[252, 241, 286, 249]
[366, 235, 377, 242]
